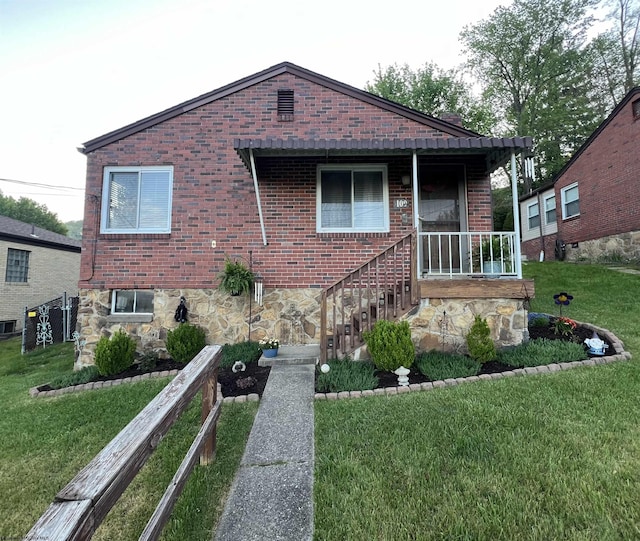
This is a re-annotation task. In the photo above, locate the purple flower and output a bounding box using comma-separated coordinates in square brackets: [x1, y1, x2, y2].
[553, 292, 573, 306]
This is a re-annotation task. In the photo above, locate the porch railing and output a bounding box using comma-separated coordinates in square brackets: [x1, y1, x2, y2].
[419, 231, 518, 277]
[320, 230, 418, 363]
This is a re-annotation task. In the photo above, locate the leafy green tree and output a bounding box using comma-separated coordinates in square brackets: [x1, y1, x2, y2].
[365, 62, 496, 134]
[460, 0, 604, 188]
[590, 0, 640, 108]
[64, 220, 83, 239]
[0, 190, 68, 235]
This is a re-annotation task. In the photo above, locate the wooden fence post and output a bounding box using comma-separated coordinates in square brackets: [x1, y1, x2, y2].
[200, 366, 218, 465]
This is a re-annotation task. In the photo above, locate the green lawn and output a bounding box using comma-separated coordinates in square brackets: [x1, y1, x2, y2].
[314, 262, 640, 540]
[0, 338, 257, 540]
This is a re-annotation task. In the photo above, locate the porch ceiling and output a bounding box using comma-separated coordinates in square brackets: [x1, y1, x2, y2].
[234, 136, 533, 176]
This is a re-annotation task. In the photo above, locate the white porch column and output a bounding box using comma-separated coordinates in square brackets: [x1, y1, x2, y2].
[411, 151, 421, 277]
[510, 151, 523, 279]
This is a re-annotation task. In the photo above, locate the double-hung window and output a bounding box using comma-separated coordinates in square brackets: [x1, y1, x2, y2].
[101, 166, 173, 233]
[111, 290, 154, 314]
[544, 194, 556, 224]
[317, 165, 389, 233]
[5, 248, 29, 283]
[561, 183, 580, 219]
[527, 202, 540, 230]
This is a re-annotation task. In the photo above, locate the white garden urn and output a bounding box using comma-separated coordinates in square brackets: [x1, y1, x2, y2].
[394, 366, 410, 386]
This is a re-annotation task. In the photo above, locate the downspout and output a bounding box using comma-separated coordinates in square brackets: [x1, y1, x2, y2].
[411, 151, 420, 277]
[510, 152, 523, 279]
[536, 191, 545, 261]
[249, 148, 268, 246]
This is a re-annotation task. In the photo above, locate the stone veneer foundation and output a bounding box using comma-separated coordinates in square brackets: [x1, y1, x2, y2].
[564, 231, 640, 263]
[76, 288, 527, 368]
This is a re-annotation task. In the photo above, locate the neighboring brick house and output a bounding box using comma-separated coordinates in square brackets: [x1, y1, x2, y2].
[520, 86, 640, 262]
[77, 62, 534, 366]
[0, 215, 82, 334]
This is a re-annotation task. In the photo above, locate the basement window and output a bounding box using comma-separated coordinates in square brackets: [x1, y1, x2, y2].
[277, 89, 294, 121]
[111, 290, 154, 315]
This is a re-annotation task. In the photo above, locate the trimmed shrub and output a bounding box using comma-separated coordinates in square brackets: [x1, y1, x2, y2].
[316, 358, 378, 393]
[220, 341, 262, 369]
[48, 366, 100, 390]
[94, 330, 136, 376]
[497, 338, 588, 367]
[166, 323, 207, 364]
[138, 351, 159, 372]
[466, 315, 496, 364]
[363, 320, 414, 372]
[415, 350, 481, 381]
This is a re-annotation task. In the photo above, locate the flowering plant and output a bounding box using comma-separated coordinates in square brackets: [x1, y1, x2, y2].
[553, 292, 573, 316]
[553, 316, 577, 337]
[259, 337, 279, 350]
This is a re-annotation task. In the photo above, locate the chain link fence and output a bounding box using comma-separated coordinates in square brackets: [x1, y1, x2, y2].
[22, 293, 79, 353]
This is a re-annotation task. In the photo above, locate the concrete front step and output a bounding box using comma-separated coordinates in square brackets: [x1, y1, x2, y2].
[258, 345, 320, 367]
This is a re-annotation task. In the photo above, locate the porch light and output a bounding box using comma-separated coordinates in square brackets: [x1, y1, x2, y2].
[401, 175, 411, 186]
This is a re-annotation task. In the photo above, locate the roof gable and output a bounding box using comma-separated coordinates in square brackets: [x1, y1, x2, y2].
[552, 86, 640, 182]
[80, 61, 481, 154]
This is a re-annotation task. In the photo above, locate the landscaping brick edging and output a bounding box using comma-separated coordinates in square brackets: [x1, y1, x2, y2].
[29, 370, 261, 404]
[314, 321, 632, 401]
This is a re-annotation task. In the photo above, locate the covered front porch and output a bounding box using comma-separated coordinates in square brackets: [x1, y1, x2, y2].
[234, 136, 534, 360]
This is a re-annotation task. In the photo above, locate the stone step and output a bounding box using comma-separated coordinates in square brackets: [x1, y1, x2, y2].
[258, 344, 320, 367]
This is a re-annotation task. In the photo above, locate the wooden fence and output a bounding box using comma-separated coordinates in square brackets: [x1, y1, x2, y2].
[25, 345, 222, 541]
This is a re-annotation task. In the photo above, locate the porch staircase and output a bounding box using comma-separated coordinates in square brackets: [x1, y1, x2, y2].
[320, 230, 419, 363]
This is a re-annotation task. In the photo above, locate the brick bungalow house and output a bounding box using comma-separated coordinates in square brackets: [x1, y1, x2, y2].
[520, 86, 640, 262]
[0, 215, 81, 334]
[76, 62, 534, 366]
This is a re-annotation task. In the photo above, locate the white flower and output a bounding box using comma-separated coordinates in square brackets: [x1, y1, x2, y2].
[259, 337, 279, 349]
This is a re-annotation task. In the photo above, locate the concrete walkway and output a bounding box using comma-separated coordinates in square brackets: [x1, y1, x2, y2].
[214, 347, 318, 541]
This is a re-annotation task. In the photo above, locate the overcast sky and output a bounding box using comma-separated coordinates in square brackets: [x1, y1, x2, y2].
[0, 0, 510, 224]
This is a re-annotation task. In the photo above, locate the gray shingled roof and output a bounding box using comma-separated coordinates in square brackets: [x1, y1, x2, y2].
[0, 215, 82, 252]
[234, 136, 533, 175]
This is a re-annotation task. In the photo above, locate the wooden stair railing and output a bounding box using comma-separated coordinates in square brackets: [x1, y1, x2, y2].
[320, 230, 418, 363]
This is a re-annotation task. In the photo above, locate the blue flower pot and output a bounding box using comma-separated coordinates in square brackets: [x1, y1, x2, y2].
[262, 348, 278, 358]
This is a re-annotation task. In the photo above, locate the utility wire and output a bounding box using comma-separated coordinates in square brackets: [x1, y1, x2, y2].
[0, 177, 84, 191]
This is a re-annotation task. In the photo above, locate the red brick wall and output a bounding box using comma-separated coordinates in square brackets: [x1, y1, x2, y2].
[80, 72, 493, 290]
[555, 96, 640, 244]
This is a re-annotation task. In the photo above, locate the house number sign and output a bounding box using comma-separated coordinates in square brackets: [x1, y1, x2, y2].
[395, 198, 409, 208]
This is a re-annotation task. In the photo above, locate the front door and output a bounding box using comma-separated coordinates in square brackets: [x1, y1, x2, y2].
[418, 165, 467, 275]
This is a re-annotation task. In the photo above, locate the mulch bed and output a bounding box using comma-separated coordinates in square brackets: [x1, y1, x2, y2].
[332, 320, 616, 391]
[38, 357, 271, 398]
[37, 320, 614, 397]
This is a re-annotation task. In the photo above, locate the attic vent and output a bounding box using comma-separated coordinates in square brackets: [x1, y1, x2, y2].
[277, 89, 294, 121]
[633, 98, 640, 120]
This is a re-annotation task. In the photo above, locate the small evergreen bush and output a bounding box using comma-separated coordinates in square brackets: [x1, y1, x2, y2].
[497, 338, 588, 367]
[138, 351, 159, 372]
[94, 330, 136, 376]
[316, 358, 379, 393]
[221, 341, 262, 369]
[166, 323, 207, 364]
[363, 319, 414, 372]
[466, 315, 496, 364]
[415, 350, 481, 381]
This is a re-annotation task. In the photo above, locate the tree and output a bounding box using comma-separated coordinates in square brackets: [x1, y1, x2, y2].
[591, 0, 640, 108]
[460, 0, 604, 189]
[365, 62, 496, 134]
[0, 191, 68, 235]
